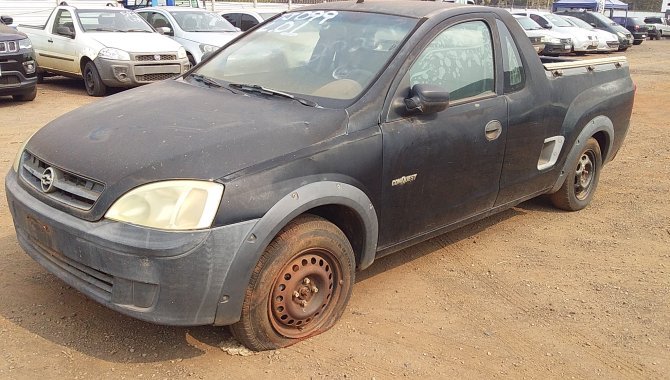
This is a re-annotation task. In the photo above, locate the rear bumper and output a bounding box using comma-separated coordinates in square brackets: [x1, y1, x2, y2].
[631, 32, 647, 41]
[6, 170, 258, 326]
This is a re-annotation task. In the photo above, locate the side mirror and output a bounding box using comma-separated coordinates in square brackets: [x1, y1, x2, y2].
[404, 84, 450, 114]
[157, 26, 172, 36]
[56, 26, 75, 38]
[545, 24, 553, 29]
[1, 15, 13, 25]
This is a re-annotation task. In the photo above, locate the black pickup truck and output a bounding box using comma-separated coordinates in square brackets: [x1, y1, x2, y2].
[6, 1, 634, 350]
[0, 15, 37, 101]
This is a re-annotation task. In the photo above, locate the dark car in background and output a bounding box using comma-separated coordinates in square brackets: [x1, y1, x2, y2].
[612, 16, 648, 45]
[0, 15, 37, 101]
[556, 10, 633, 50]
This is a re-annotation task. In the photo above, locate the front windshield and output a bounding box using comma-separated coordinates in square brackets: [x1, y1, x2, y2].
[543, 13, 573, 27]
[195, 10, 417, 106]
[77, 10, 153, 32]
[564, 16, 593, 29]
[516, 16, 543, 30]
[170, 11, 236, 32]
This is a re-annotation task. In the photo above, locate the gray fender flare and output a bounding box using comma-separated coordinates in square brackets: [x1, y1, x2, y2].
[213, 181, 378, 325]
[550, 115, 614, 194]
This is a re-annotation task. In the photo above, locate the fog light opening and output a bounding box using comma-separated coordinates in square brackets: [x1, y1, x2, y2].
[113, 67, 129, 81]
[23, 60, 36, 75]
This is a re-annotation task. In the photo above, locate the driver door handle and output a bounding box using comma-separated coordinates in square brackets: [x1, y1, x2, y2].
[484, 120, 502, 141]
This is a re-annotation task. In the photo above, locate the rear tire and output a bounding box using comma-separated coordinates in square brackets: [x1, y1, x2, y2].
[632, 40, 643, 45]
[83, 61, 107, 97]
[12, 86, 37, 102]
[230, 214, 355, 351]
[549, 137, 602, 211]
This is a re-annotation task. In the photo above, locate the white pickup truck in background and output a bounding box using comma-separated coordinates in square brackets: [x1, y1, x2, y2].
[644, 16, 670, 39]
[18, 5, 190, 96]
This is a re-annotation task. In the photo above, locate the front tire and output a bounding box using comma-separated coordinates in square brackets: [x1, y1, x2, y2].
[231, 214, 355, 351]
[83, 61, 107, 97]
[549, 137, 602, 211]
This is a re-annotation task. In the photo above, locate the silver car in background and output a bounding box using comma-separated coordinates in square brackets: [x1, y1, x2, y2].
[562, 15, 619, 52]
[137, 7, 242, 65]
[515, 11, 600, 54]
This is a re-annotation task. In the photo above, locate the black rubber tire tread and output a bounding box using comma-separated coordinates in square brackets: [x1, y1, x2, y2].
[83, 61, 107, 97]
[549, 137, 602, 211]
[230, 214, 355, 351]
[12, 86, 37, 101]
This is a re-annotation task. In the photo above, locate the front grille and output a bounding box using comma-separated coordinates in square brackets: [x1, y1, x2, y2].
[0, 41, 19, 53]
[135, 54, 177, 61]
[136, 73, 176, 82]
[0, 75, 20, 85]
[19, 151, 104, 210]
[560, 38, 572, 44]
[21, 232, 113, 298]
[607, 41, 619, 47]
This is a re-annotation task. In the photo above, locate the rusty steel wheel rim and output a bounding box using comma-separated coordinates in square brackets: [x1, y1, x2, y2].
[269, 248, 341, 338]
[574, 149, 596, 201]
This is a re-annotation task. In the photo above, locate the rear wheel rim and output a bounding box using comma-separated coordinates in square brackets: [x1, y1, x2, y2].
[574, 150, 596, 201]
[269, 248, 341, 339]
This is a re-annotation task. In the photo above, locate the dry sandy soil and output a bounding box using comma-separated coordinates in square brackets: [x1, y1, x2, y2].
[0, 41, 668, 380]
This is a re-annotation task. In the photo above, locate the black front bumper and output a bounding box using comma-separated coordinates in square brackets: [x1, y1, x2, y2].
[6, 170, 258, 326]
[0, 51, 37, 96]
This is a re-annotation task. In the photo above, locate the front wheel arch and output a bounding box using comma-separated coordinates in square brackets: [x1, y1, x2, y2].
[213, 181, 378, 326]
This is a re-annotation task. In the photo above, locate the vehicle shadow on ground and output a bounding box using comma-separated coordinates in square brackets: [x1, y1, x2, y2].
[0, 236, 227, 364]
[0, 76, 124, 107]
[357, 204, 531, 283]
[0, 198, 559, 363]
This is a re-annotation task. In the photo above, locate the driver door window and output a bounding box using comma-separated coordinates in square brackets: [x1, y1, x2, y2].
[52, 9, 74, 35]
[409, 21, 494, 102]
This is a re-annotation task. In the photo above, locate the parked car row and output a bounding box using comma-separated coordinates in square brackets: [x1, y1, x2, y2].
[513, 10, 636, 56]
[0, 4, 274, 99]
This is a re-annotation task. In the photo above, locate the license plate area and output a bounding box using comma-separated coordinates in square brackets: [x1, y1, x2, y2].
[25, 214, 54, 250]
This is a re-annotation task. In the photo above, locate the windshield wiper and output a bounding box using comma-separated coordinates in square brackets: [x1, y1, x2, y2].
[228, 83, 318, 107]
[91, 27, 120, 32]
[125, 29, 152, 33]
[189, 73, 223, 88]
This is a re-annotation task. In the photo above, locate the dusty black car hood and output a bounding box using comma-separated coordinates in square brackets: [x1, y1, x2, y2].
[0, 24, 27, 41]
[25, 79, 348, 219]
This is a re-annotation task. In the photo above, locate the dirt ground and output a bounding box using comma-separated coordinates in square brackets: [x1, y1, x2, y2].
[0, 40, 668, 379]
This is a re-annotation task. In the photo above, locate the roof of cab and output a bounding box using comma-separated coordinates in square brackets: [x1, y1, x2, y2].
[298, 0, 464, 19]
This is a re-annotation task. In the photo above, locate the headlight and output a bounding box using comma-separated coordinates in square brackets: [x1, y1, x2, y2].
[98, 47, 130, 61]
[177, 46, 187, 59]
[616, 32, 625, 38]
[105, 180, 224, 230]
[199, 43, 218, 53]
[12, 131, 37, 172]
[18, 38, 32, 50]
[546, 36, 561, 44]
